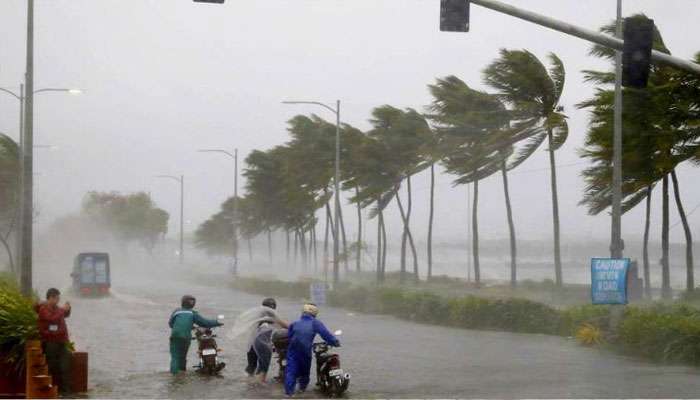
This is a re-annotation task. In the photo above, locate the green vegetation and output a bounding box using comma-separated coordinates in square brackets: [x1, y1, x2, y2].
[0, 134, 19, 275]
[0, 272, 37, 374]
[48, 191, 169, 253]
[233, 276, 700, 366]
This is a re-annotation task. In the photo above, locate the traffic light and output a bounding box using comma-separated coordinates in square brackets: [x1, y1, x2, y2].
[193, 0, 225, 3]
[440, 0, 470, 32]
[622, 17, 654, 88]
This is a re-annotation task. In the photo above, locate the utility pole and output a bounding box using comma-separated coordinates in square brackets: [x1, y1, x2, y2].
[197, 148, 240, 274]
[611, 0, 624, 259]
[15, 84, 24, 279]
[20, 0, 35, 296]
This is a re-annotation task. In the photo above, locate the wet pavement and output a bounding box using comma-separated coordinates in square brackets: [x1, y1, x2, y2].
[37, 257, 700, 398]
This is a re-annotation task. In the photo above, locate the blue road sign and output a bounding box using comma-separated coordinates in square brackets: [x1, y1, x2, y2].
[591, 258, 630, 305]
[310, 282, 327, 305]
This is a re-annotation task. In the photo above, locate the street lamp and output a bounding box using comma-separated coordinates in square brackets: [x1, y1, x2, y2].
[155, 175, 185, 264]
[282, 100, 341, 285]
[0, 84, 81, 293]
[197, 148, 239, 275]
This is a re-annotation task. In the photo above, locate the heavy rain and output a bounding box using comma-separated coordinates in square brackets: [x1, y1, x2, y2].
[2, 1, 700, 399]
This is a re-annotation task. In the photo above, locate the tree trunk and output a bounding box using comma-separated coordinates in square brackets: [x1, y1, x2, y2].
[0, 236, 14, 274]
[312, 224, 318, 273]
[286, 230, 290, 264]
[398, 188, 408, 284]
[472, 179, 481, 287]
[324, 209, 331, 283]
[267, 229, 272, 265]
[247, 237, 253, 262]
[376, 198, 383, 282]
[338, 204, 349, 272]
[671, 170, 694, 292]
[547, 130, 563, 287]
[395, 189, 419, 283]
[643, 186, 652, 298]
[427, 163, 435, 281]
[501, 162, 517, 288]
[407, 175, 419, 282]
[661, 175, 671, 299]
[292, 230, 297, 267]
[355, 186, 362, 273]
[381, 209, 388, 279]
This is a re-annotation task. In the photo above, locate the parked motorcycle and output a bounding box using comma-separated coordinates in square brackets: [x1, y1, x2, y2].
[314, 330, 350, 397]
[193, 315, 226, 375]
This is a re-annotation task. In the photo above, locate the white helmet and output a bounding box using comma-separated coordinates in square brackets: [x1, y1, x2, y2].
[303, 303, 319, 317]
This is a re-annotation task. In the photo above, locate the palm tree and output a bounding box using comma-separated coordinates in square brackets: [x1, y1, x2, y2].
[483, 49, 569, 287]
[367, 106, 430, 283]
[0, 134, 19, 274]
[339, 124, 371, 273]
[579, 16, 699, 296]
[428, 76, 512, 287]
[348, 134, 400, 283]
[419, 126, 444, 281]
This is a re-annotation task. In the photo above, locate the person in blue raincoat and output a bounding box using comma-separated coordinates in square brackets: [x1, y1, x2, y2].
[168, 295, 222, 374]
[284, 303, 339, 396]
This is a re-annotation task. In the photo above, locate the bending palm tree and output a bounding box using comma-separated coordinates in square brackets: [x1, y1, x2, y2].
[483, 50, 569, 287]
[428, 76, 512, 287]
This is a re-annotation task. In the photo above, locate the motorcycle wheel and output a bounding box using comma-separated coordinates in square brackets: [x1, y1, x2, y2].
[328, 378, 346, 398]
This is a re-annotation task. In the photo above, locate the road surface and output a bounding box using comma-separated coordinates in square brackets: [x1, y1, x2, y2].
[36, 257, 700, 398]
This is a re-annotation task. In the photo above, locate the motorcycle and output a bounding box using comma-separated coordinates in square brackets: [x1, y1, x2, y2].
[193, 315, 226, 375]
[271, 328, 290, 383]
[313, 330, 350, 397]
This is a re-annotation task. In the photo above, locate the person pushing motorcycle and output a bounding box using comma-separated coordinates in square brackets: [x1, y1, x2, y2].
[284, 303, 339, 396]
[168, 295, 222, 374]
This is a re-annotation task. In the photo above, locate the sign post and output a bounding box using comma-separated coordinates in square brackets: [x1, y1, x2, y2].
[310, 282, 328, 306]
[591, 258, 630, 305]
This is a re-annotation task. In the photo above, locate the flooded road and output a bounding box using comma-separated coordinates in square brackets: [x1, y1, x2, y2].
[37, 258, 700, 398]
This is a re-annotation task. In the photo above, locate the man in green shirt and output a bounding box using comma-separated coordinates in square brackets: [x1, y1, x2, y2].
[168, 295, 222, 374]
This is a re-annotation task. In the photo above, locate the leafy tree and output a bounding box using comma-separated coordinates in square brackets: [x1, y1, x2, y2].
[483, 49, 569, 287]
[82, 191, 169, 253]
[0, 134, 19, 273]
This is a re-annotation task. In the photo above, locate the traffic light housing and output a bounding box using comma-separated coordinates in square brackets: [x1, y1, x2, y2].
[440, 0, 470, 32]
[622, 17, 654, 88]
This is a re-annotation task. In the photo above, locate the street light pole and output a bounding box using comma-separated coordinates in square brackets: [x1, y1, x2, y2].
[611, 0, 624, 259]
[156, 175, 185, 264]
[282, 100, 341, 286]
[16, 84, 24, 278]
[197, 148, 240, 275]
[1, 84, 78, 284]
[20, 0, 35, 296]
[333, 100, 341, 287]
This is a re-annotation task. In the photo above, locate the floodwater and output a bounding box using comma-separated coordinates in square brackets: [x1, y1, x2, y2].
[35, 256, 700, 398]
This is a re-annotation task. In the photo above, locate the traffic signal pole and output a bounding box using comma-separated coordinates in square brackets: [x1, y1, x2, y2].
[611, 0, 624, 259]
[469, 0, 700, 76]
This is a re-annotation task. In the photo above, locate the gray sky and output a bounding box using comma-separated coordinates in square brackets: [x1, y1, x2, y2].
[1, 0, 699, 247]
